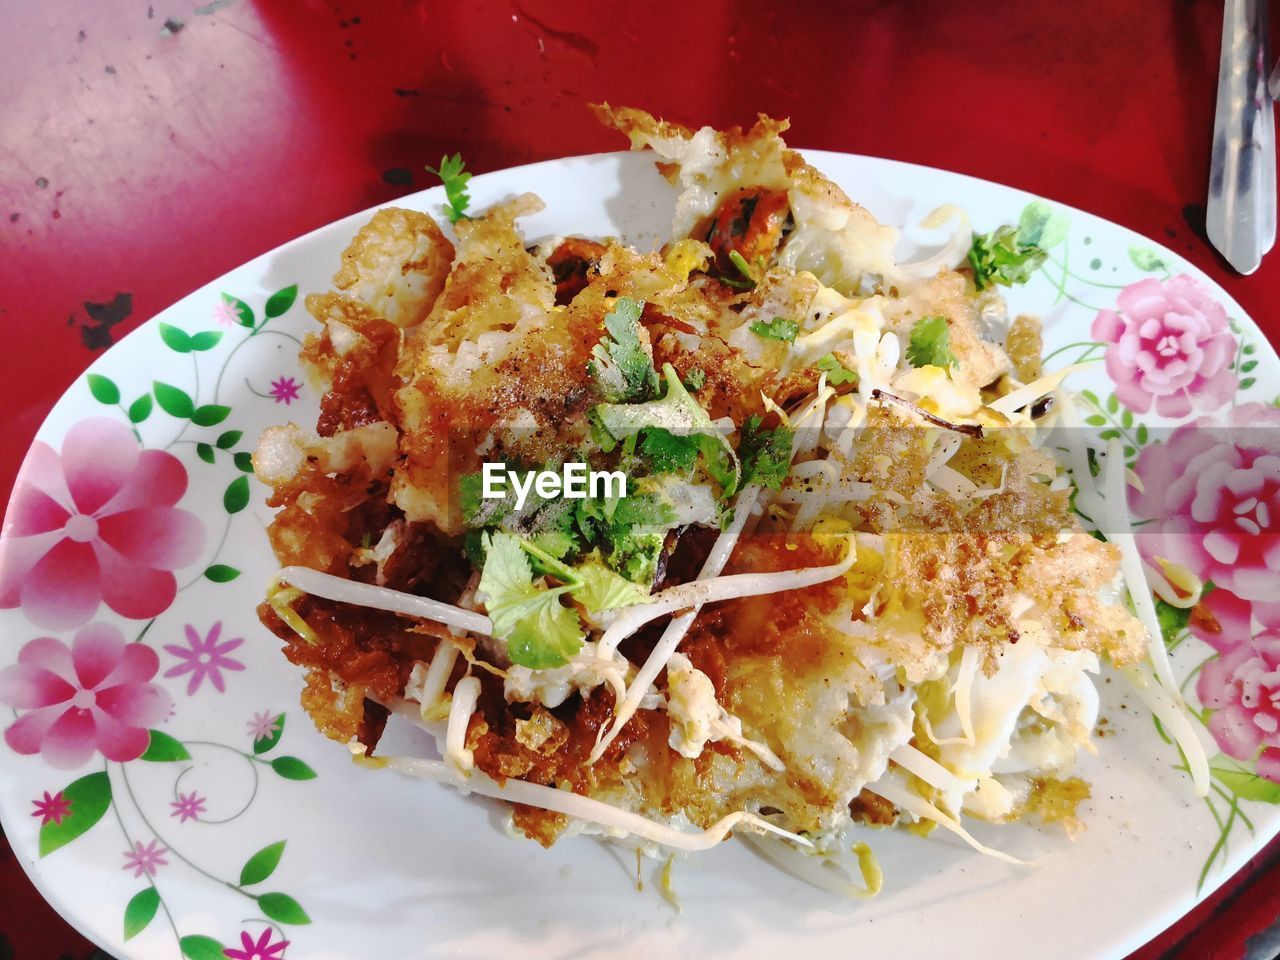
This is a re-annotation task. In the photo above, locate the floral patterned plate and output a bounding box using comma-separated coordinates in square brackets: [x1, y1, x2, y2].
[1, 151, 1278, 960]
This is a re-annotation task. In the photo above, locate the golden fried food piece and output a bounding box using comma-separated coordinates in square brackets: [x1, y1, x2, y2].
[333, 207, 454, 328]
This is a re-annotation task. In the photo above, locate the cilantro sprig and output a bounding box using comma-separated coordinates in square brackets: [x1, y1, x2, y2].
[905, 315, 957, 368]
[749, 317, 799, 342]
[425, 153, 473, 224]
[476, 531, 652, 669]
[595, 364, 740, 494]
[588, 297, 659, 403]
[967, 224, 1047, 290]
[737, 416, 794, 490]
[814, 353, 857, 386]
[477, 532, 584, 669]
[461, 462, 679, 589]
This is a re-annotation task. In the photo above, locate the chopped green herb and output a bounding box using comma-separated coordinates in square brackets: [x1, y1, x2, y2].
[814, 353, 858, 386]
[477, 532, 583, 669]
[588, 297, 659, 403]
[737, 415, 795, 490]
[530, 528, 578, 561]
[574, 560, 650, 613]
[683, 368, 707, 392]
[640, 428, 701, 474]
[574, 491, 677, 584]
[905, 315, 957, 369]
[749, 317, 799, 342]
[967, 224, 1047, 290]
[594, 364, 740, 494]
[425, 153, 473, 224]
[459, 469, 513, 527]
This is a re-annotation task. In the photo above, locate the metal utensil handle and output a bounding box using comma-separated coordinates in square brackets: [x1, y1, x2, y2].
[1207, 0, 1276, 275]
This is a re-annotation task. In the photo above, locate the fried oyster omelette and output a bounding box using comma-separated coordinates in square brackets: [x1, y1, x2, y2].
[252, 105, 1203, 894]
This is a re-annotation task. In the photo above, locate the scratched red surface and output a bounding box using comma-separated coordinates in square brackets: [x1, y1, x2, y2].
[2, 1, 1279, 957]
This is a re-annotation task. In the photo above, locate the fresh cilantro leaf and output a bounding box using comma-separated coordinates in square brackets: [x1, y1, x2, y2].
[905, 315, 957, 369]
[460, 464, 559, 528]
[814, 353, 857, 386]
[594, 364, 740, 493]
[606, 530, 667, 584]
[967, 224, 1047, 290]
[588, 407, 619, 453]
[683, 368, 707, 392]
[477, 532, 584, 669]
[575, 561, 650, 613]
[749, 317, 799, 342]
[506, 598, 585, 669]
[641, 428, 700, 474]
[463, 529, 487, 568]
[738, 415, 795, 491]
[588, 297, 659, 403]
[530, 528, 578, 561]
[574, 492, 677, 585]
[458, 469, 518, 528]
[604, 492, 678, 529]
[425, 153, 473, 224]
[697, 434, 739, 492]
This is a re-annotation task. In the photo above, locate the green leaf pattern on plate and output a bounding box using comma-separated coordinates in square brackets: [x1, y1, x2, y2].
[32, 285, 315, 955]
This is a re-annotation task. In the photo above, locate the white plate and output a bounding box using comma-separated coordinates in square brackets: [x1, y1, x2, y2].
[2, 151, 1278, 960]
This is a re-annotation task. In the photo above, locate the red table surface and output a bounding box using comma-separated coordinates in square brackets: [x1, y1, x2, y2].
[2, 1, 1279, 957]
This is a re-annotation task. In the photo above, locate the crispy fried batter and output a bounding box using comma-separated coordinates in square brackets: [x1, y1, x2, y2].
[333, 207, 454, 328]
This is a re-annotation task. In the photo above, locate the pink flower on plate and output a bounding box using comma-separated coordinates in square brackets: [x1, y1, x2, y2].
[0, 418, 204, 630]
[164, 622, 245, 694]
[1191, 588, 1280, 782]
[224, 927, 290, 960]
[1131, 402, 1280, 603]
[1092, 274, 1237, 418]
[31, 789, 72, 826]
[122, 839, 168, 878]
[269, 376, 301, 405]
[246, 710, 281, 743]
[170, 790, 206, 822]
[0, 624, 174, 768]
[213, 298, 243, 327]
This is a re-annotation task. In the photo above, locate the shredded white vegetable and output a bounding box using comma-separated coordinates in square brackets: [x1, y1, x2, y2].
[445, 676, 481, 776]
[954, 645, 980, 746]
[275, 566, 493, 636]
[1144, 562, 1203, 610]
[889, 743, 969, 798]
[867, 776, 1029, 865]
[414, 642, 459, 716]
[378, 754, 812, 852]
[1117, 662, 1210, 796]
[987, 363, 1094, 417]
[598, 537, 857, 658]
[897, 204, 973, 280]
